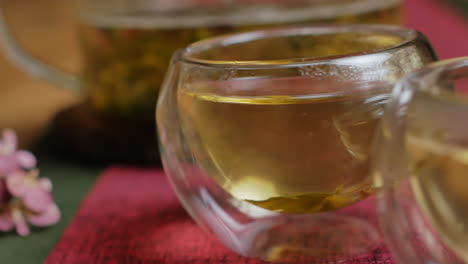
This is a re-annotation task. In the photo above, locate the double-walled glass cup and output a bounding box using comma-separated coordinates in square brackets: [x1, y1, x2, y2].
[157, 24, 436, 263]
[373, 57, 468, 264]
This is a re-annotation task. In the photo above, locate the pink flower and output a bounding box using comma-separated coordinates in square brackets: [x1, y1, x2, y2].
[0, 170, 61, 236]
[0, 129, 60, 236]
[0, 200, 61, 236]
[3, 200, 61, 236]
[0, 129, 36, 176]
[7, 170, 53, 212]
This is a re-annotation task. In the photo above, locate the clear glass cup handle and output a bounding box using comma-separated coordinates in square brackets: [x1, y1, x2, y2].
[0, 2, 80, 91]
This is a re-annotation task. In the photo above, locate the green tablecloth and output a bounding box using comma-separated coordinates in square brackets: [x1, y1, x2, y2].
[0, 149, 102, 263]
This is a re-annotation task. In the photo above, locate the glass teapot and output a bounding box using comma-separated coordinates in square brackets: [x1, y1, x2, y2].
[0, 0, 401, 164]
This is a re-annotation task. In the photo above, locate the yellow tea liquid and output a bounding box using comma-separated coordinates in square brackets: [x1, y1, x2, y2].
[177, 29, 404, 214]
[179, 89, 388, 213]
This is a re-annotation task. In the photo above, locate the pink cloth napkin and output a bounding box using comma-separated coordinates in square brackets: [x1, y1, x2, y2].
[45, 167, 392, 264]
[406, 0, 468, 59]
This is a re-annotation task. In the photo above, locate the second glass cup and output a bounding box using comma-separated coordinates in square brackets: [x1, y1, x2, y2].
[373, 57, 468, 264]
[157, 24, 436, 263]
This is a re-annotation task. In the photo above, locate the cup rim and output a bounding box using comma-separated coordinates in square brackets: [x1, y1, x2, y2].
[180, 24, 419, 69]
[397, 57, 468, 105]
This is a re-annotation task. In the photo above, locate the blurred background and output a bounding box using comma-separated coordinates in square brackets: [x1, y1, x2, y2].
[0, 0, 466, 156]
[0, 0, 80, 147]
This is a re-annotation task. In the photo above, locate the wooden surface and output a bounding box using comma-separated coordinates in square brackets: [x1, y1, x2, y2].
[0, 0, 80, 147]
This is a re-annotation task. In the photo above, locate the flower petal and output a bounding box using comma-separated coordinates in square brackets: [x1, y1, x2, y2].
[1, 129, 17, 154]
[0, 156, 20, 176]
[28, 203, 60, 227]
[0, 210, 14, 232]
[5, 172, 28, 197]
[39, 178, 52, 192]
[15, 151, 36, 169]
[11, 207, 29, 236]
[23, 188, 53, 213]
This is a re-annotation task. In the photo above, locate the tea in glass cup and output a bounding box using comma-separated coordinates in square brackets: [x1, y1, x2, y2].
[157, 24, 436, 262]
[373, 57, 468, 264]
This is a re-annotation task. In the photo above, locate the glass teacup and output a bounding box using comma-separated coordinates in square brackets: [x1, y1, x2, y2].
[373, 57, 468, 264]
[157, 24, 436, 262]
